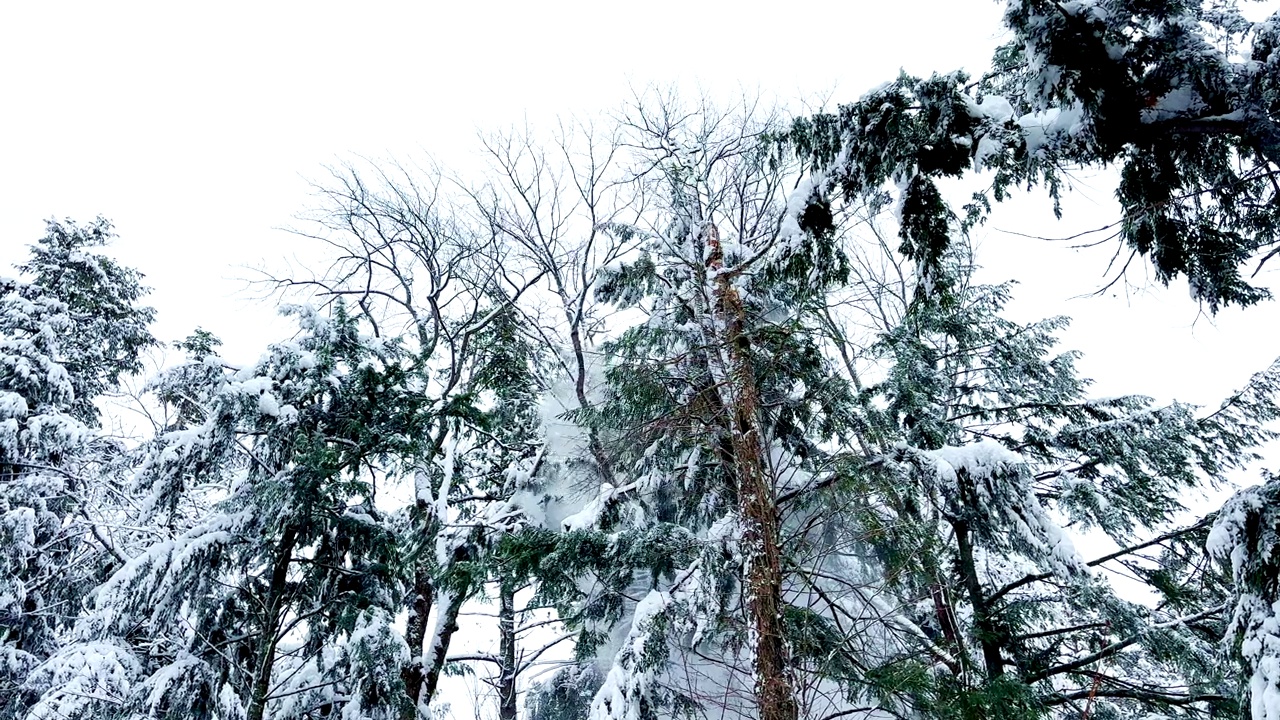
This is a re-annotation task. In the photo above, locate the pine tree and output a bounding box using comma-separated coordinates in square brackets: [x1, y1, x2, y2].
[451, 299, 557, 720]
[0, 218, 156, 717]
[776, 6, 1280, 713]
[14, 78, 1279, 720]
[537, 96, 1280, 720]
[526, 664, 605, 720]
[543, 97, 859, 720]
[405, 296, 552, 720]
[281, 162, 556, 718]
[25, 303, 424, 720]
[827, 241, 1278, 718]
[788, 0, 1280, 310]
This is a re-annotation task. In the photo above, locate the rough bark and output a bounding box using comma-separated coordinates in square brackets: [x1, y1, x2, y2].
[498, 583, 518, 720]
[246, 523, 299, 720]
[954, 520, 1004, 678]
[400, 565, 435, 720]
[704, 224, 799, 720]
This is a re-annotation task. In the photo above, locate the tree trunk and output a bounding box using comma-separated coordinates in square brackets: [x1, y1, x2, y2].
[930, 582, 964, 662]
[704, 224, 799, 720]
[954, 520, 1004, 678]
[567, 320, 616, 486]
[401, 564, 436, 720]
[498, 583, 518, 720]
[421, 585, 468, 708]
[246, 523, 299, 720]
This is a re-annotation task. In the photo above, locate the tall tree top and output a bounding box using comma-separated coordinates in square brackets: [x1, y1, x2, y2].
[12, 217, 156, 424]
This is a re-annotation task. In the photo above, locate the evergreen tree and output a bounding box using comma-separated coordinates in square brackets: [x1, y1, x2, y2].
[828, 242, 1279, 719]
[526, 664, 604, 720]
[24, 303, 424, 720]
[282, 162, 554, 718]
[13, 70, 1280, 720]
[545, 97, 859, 720]
[0, 218, 155, 717]
[532, 98, 1280, 720]
[406, 296, 552, 720]
[788, 0, 1280, 310]
[1211, 472, 1280, 720]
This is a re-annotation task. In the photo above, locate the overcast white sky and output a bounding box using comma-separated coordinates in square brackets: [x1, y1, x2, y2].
[2, 1, 1279, 430]
[0, 7, 1274, 415]
[1, 1, 1006, 347]
[6, 2, 1280, 715]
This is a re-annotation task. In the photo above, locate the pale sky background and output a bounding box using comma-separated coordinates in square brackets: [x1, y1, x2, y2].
[1, 0, 1010, 360]
[3, 1, 1280, 713]
[2, 1, 1276, 411]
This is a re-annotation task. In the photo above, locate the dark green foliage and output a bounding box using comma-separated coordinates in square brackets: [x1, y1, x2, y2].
[29, 303, 429, 720]
[794, 242, 1279, 718]
[898, 175, 954, 284]
[788, 1, 1280, 310]
[174, 327, 222, 360]
[502, 524, 701, 659]
[12, 20, 1280, 715]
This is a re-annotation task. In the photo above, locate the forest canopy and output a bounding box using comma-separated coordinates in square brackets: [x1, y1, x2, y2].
[3, 2, 1280, 720]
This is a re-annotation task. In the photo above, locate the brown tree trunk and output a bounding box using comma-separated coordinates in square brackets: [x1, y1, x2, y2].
[400, 563, 435, 720]
[246, 523, 299, 720]
[954, 520, 1004, 678]
[498, 583, 518, 720]
[704, 225, 799, 720]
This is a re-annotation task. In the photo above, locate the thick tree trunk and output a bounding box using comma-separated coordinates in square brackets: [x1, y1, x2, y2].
[954, 520, 1004, 678]
[498, 583, 518, 720]
[246, 523, 299, 720]
[421, 585, 468, 707]
[704, 225, 799, 720]
[401, 564, 436, 719]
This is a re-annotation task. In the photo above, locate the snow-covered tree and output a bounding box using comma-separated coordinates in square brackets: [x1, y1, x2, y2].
[825, 241, 1280, 719]
[0, 218, 156, 717]
[789, 0, 1280, 310]
[526, 664, 604, 720]
[443, 299, 558, 720]
[529, 96, 860, 720]
[14, 63, 1280, 720]
[1211, 473, 1280, 720]
[277, 162, 555, 718]
[522, 95, 1280, 720]
[24, 303, 423, 720]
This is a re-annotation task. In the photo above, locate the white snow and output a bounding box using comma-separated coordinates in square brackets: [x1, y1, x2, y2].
[1016, 104, 1086, 157]
[258, 390, 281, 417]
[561, 483, 618, 532]
[1141, 85, 1207, 123]
[590, 590, 669, 720]
[0, 390, 28, 418]
[777, 172, 825, 241]
[964, 94, 1015, 123]
[927, 438, 1023, 481]
[926, 439, 1085, 577]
